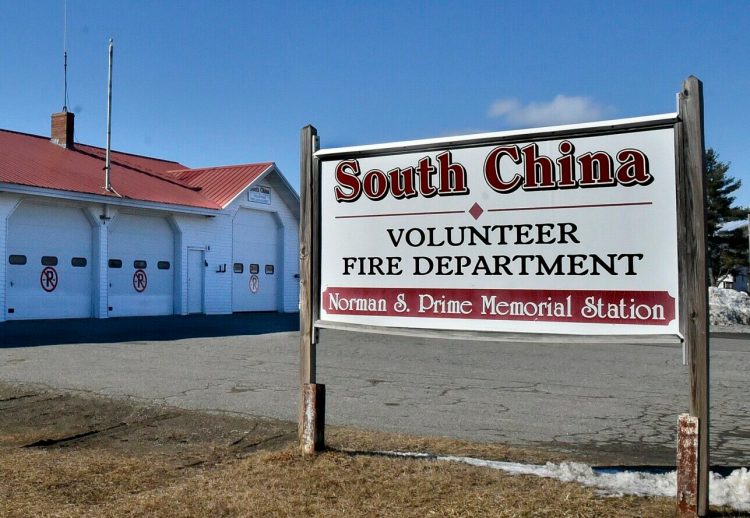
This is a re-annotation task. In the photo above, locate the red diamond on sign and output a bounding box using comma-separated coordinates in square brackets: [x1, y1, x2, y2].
[468, 202, 484, 220]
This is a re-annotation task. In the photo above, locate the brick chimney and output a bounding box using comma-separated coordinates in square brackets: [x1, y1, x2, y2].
[51, 110, 75, 148]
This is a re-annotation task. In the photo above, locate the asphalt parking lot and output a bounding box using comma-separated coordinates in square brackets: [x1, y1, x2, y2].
[0, 312, 747, 468]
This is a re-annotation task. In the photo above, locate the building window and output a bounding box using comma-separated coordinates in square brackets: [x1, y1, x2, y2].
[71, 257, 87, 267]
[233, 263, 243, 274]
[41, 256, 58, 266]
[249, 264, 259, 274]
[265, 264, 275, 275]
[134, 260, 147, 269]
[157, 261, 170, 270]
[108, 259, 123, 268]
[8, 254, 26, 265]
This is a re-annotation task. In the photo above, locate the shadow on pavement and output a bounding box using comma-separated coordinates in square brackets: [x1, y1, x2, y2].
[0, 312, 299, 348]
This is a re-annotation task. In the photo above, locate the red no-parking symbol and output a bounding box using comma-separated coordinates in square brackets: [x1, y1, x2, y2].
[133, 269, 148, 293]
[40, 267, 58, 292]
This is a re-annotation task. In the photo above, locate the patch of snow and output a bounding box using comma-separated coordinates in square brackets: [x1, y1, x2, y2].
[381, 451, 750, 512]
[709, 286, 750, 326]
[719, 220, 748, 233]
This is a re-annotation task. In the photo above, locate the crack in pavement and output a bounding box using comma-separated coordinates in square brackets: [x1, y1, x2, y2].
[0, 393, 38, 403]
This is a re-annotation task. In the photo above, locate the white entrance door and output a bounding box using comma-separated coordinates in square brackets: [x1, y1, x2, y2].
[232, 209, 280, 312]
[108, 213, 174, 317]
[5, 202, 93, 320]
[187, 249, 204, 314]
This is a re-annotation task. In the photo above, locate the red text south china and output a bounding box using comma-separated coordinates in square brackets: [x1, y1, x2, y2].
[333, 142, 651, 202]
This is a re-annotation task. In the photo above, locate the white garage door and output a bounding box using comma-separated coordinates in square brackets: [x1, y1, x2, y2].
[108, 213, 174, 317]
[232, 209, 280, 312]
[5, 202, 93, 320]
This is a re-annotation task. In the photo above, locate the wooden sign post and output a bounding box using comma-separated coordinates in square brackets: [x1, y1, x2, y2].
[299, 125, 324, 454]
[675, 76, 709, 517]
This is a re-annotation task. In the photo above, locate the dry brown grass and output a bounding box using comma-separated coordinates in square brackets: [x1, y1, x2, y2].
[0, 440, 682, 517]
[326, 426, 572, 464]
[1, 385, 743, 517]
[114, 448, 680, 518]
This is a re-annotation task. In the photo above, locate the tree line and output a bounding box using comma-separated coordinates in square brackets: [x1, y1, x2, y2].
[705, 148, 747, 287]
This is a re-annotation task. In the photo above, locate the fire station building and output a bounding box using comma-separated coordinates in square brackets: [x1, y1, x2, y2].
[0, 111, 300, 321]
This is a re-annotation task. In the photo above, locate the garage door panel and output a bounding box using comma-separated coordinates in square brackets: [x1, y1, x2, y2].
[108, 214, 174, 317]
[5, 203, 93, 320]
[108, 292, 173, 315]
[232, 209, 280, 312]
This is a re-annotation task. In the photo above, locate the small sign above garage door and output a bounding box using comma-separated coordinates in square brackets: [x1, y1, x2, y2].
[248, 185, 271, 205]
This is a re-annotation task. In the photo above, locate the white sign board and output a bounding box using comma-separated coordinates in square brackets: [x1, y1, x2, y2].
[317, 118, 679, 336]
[249, 185, 271, 204]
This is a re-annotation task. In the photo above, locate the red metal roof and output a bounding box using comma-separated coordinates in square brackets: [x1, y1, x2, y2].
[0, 129, 276, 210]
[75, 143, 188, 175]
[168, 163, 273, 208]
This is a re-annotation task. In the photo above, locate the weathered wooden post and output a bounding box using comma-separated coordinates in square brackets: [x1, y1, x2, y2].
[299, 125, 324, 454]
[677, 414, 700, 516]
[675, 76, 709, 517]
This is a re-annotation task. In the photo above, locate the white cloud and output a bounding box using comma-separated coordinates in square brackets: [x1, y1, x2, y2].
[488, 94, 613, 128]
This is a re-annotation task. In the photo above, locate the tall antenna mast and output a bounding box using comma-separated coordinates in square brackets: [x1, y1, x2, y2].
[104, 39, 113, 192]
[63, 0, 69, 111]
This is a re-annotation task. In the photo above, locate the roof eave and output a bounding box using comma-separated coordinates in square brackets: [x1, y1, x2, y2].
[266, 164, 301, 220]
[0, 183, 221, 216]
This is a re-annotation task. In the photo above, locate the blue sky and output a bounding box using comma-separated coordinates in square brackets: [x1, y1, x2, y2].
[2, 1, 748, 205]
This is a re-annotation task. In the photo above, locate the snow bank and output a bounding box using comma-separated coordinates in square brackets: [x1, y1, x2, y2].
[709, 286, 750, 326]
[382, 451, 750, 512]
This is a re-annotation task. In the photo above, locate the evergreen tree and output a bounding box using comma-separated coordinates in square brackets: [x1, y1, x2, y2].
[704, 148, 747, 285]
